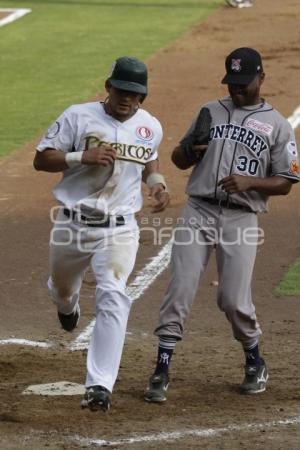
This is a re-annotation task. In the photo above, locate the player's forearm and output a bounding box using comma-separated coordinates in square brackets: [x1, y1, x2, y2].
[248, 176, 292, 195]
[143, 159, 168, 192]
[171, 145, 193, 170]
[142, 159, 160, 183]
[33, 149, 69, 172]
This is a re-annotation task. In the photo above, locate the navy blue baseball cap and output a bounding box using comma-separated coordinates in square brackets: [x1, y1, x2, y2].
[221, 47, 263, 85]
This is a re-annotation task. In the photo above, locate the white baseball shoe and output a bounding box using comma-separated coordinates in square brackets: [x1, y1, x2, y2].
[225, 0, 253, 7]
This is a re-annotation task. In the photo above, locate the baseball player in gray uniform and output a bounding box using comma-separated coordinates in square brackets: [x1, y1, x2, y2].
[34, 56, 169, 412]
[144, 47, 300, 403]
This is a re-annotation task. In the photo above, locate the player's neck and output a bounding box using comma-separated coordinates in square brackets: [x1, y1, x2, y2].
[103, 101, 139, 122]
[244, 97, 265, 109]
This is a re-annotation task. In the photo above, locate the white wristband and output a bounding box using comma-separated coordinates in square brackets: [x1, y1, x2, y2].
[65, 151, 83, 168]
[146, 172, 168, 191]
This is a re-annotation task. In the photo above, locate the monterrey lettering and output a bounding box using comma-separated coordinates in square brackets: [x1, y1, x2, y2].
[210, 124, 268, 157]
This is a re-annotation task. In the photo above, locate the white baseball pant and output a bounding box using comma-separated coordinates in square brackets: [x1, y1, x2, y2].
[48, 208, 139, 392]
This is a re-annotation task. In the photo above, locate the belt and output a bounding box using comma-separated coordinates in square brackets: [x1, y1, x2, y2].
[199, 197, 253, 213]
[63, 208, 125, 227]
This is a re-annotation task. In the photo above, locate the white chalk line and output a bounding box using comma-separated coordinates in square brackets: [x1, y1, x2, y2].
[0, 107, 299, 350]
[288, 106, 300, 129]
[0, 8, 32, 28]
[72, 415, 300, 448]
[0, 338, 52, 348]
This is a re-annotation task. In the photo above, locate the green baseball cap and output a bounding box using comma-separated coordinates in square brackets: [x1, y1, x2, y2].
[107, 56, 148, 95]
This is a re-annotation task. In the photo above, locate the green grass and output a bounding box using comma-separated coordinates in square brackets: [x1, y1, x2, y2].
[0, 0, 222, 157]
[275, 258, 300, 296]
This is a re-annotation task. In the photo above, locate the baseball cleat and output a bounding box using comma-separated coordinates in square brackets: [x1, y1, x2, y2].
[225, 0, 238, 6]
[225, 0, 253, 7]
[81, 385, 111, 412]
[144, 372, 169, 403]
[237, 0, 253, 7]
[57, 305, 80, 332]
[240, 358, 269, 394]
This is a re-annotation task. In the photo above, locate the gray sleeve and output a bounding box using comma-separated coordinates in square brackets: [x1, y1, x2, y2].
[270, 122, 300, 183]
[36, 107, 75, 153]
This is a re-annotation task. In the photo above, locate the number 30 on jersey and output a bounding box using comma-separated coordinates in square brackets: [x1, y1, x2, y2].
[236, 156, 259, 175]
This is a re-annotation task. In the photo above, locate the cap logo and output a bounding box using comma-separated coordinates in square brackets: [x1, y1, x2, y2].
[231, 58, 242, 72]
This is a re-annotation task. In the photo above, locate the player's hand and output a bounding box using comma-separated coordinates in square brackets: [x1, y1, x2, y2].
[81, 145, 117, 166]
[148, 184, 170, 213]
[218, 174, 254, 193]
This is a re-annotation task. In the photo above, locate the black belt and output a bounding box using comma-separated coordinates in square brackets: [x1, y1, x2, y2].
[199, 197, 253, 213]
[63, 208, 125, 227]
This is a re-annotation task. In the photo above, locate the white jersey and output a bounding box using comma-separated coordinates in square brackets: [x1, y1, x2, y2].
[36, 102, 163, 215]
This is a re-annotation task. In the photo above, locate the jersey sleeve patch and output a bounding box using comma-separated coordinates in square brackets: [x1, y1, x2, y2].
[287, 141, 298, 157]
[45, 121, 61, 139]
[290, 160, 300, 175]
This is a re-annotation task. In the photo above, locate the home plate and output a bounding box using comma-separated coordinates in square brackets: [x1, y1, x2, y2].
[23, 381, 85, 396]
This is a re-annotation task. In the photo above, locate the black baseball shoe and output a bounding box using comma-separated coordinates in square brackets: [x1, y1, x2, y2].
[240, 358, 269, 394]
[81, 385, 111, 412]
[144, 372, 169, 403]
[57, 305, 80, 332]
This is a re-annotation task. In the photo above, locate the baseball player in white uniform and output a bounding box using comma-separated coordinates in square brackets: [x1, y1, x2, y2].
[144, 47, 300, 403]
[34, 57, 169, 412]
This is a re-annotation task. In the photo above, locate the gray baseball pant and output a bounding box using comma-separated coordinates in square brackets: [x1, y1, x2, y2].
[155, 197, 262, 349]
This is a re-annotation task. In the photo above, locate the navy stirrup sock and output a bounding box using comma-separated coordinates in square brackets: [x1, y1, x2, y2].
[154, 337, 176, 375]
[244, 344, 261, 366]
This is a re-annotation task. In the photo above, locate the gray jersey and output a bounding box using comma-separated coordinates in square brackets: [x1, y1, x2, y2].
[182, 96, 299, 212]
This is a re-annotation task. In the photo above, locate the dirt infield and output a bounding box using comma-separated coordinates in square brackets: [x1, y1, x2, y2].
[0, 0, 300, 448]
